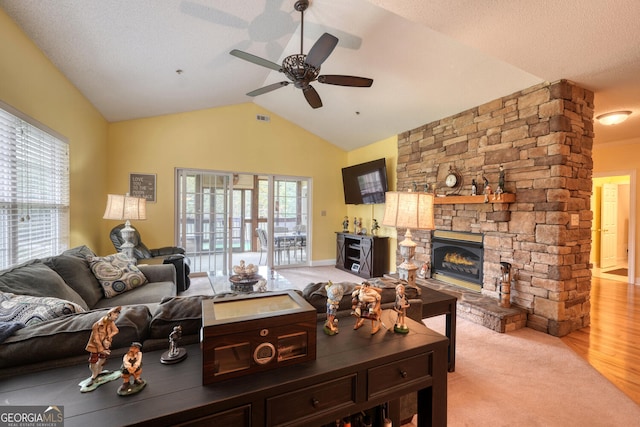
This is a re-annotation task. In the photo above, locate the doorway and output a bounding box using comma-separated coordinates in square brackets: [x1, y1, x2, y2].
[590, 172, 636, 283]
[175, 169, 310, 274]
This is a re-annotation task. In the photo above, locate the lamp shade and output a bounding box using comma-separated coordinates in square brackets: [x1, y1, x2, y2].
[103, 194, 147, 221]
[382, 191, 435, 230]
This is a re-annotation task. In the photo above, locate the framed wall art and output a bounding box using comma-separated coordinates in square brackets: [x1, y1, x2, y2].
[129, 173, 156, 203]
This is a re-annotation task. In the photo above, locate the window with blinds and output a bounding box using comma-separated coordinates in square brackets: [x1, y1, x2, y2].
[0, 103, 69, 269]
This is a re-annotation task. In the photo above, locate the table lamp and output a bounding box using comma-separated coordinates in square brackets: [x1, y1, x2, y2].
[103, 194, 147, 260]
[382, 190, 435, 288]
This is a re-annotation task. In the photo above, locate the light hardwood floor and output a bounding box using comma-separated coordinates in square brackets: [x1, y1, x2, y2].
[561, 276, 640, 405]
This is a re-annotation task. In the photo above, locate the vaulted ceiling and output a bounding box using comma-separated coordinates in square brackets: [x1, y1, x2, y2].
[2, 0, 639, 151]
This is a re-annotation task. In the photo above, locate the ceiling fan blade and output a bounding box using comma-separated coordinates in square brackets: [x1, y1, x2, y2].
[303, 85, 322, 109]
[318, 75, 374, 87]
[230, 49, 282, 72]
[246, 81, 290, 97]
[305, 33, 339, 68]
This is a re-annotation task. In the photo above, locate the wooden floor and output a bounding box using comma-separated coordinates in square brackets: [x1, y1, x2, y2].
[561, 276, 640, 405]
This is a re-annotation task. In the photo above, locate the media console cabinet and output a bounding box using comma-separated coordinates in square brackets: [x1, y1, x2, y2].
[336, 232, 388, 278]
[0, 311, 448, 427]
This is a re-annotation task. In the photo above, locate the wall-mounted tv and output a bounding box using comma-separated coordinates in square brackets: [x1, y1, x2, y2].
[342, 158, 389, 205]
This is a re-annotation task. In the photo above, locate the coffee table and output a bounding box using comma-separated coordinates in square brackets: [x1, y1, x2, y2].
[207, 266, 293, 295]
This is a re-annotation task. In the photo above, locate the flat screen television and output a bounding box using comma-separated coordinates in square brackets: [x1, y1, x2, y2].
[342, 158, 389, 205]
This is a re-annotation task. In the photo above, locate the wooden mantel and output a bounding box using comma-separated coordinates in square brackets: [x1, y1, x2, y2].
[433, 193, 516, 205]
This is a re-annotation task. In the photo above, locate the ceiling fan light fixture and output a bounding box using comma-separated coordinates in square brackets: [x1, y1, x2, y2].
[596, 110, 632, 125]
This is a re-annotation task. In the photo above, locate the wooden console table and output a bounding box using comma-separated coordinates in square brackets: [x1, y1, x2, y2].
[386, 274, 457, 373]
[0, 311, 448, 427]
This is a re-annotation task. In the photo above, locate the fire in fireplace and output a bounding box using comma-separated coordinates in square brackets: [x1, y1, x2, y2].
[431, 230, 484, 291]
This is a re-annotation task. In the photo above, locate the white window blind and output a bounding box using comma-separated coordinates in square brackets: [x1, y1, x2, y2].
[0, 104, 69, 269]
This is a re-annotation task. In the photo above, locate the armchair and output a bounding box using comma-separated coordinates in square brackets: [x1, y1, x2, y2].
[110, 224, 191, 292]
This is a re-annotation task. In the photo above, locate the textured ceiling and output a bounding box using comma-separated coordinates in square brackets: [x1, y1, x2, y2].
[1, 0, 639, 150]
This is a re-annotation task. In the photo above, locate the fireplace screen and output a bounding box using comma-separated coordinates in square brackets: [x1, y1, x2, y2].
[431, 230, 484, 291]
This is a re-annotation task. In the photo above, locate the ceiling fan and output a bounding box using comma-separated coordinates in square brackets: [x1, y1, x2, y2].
[229, 0, 373, 109]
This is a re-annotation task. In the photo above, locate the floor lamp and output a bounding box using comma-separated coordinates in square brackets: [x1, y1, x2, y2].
[103, 194, 147, 261]
[382, 190, 435, 288]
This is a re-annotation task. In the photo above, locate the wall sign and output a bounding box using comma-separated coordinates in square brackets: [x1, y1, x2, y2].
[129, 173, 156, 202]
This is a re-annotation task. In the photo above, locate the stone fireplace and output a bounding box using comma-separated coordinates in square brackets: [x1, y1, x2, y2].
[431, 230, 484, 292]
[394, 79, 593, 337]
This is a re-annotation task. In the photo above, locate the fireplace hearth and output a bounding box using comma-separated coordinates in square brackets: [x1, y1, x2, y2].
[431, 230, 484, 292]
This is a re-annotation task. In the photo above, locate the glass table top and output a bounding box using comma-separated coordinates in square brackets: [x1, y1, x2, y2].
[207, 266, 293, 295]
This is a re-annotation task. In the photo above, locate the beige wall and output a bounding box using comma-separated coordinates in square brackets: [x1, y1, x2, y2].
[0, 9, 109, 250]
[593, 138, 640, 284]
[105, 105, 348, 260]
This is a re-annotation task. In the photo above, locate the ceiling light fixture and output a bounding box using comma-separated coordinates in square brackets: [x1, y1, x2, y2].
[595, 110, 632, 125]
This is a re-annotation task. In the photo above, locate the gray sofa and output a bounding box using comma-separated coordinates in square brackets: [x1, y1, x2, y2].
[0, 245, 177, 377]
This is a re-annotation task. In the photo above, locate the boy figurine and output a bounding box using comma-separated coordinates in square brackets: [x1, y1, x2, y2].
[324, 281, 345, 335]
[393, 284, 410, 334]
[351, 282, 383, 334]
[118, 342, 146, 396]
[80, 306, 122, 391]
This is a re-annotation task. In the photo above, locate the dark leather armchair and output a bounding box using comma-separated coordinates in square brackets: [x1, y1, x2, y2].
[110, 224, 191, 291]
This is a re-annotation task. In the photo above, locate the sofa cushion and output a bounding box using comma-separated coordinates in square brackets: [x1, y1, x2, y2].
[91, 279, 175, 310]
[149, 295, 214, 339]
[0, 305, 151, 369]
[42, 255, 104, 308]
[88, 253, 148, 298]
[63, 245, 97, 259]
[0, 260, 89, 310]
[0, 292, 85, 326]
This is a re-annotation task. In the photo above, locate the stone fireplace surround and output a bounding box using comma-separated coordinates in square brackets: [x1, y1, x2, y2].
[394, 80, 593, 337]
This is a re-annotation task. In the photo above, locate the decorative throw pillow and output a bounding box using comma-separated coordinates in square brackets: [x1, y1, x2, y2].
[87, 253, 148, 298]
[0, 292, 86, 326]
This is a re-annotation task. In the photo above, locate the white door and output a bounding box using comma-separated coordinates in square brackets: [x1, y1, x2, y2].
[600, 183, 618, 269]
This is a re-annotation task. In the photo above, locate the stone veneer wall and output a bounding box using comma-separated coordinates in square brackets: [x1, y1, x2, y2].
[396, 80, 594, 337]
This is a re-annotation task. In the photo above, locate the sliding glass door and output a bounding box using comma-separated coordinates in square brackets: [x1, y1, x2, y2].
[176, 169, 310, 274]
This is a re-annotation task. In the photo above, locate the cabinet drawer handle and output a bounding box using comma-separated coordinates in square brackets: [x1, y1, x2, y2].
[400, 370, 408, 378]
[312, 398, 320, 408]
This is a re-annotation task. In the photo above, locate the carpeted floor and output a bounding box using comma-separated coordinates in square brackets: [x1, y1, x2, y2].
[603, 268, 628, 276]
[186, 268, 640, 426]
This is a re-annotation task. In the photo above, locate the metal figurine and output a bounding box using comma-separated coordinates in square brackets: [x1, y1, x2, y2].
[160, 325, 188, 364]
[483, 176, 492, 203]
[471, 179, 477, 196]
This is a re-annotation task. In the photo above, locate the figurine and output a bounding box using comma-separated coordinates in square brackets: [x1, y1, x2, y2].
[494, 165, 505, 200]
[483, 176, 492, 203]
[393, 284, 410, 334]
[324, 281, 345, 335]
[353, 217, 361, 235]
[371, 219, 380, 236]
[351, 282, 383, 334]
[160, 325, 188, 364]
[118, 342, 146, 396]
[471, 179, 477, 196]
[342, 216, 349, 232]
[417, 261, 430, 279]
[79, 306, 122, 392]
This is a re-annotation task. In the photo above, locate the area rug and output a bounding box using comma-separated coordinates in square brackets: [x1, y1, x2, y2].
[412, 317, 640, 427]
[604, 268, 628, 276]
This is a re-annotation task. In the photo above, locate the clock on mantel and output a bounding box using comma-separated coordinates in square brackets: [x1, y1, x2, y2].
[444, 165, 462, 194]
